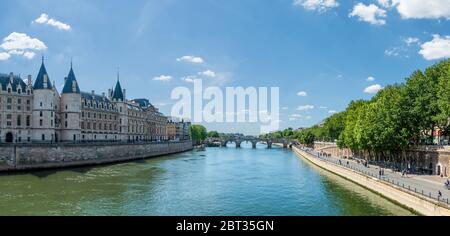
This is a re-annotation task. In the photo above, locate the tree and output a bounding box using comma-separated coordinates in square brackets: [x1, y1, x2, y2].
[297, 130, 315, 146]
[189, 125, 207, 145]
[404, 68, 440, 144]
[282, 128, 294, 138]
[337, 100, 368, 151]
[207, 131, 220, 138]
[435, 60, 450, 139]
[322, 112, 346, 142]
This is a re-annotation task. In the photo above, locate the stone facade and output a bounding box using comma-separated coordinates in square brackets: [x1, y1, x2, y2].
[0, 141, 193, 172]
[0, 59, 181, 144]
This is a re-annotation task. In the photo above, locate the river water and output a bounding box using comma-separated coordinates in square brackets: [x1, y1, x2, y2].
[0, 143, 414, 216]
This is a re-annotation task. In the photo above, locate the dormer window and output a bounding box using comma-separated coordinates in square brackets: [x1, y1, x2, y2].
[17, 89, 21, 94]
[7, 88, 11, 93]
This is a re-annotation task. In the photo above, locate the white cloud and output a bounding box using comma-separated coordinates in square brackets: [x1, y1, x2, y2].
[0, 52, 10, 61]
[367, 76, 375, 82]
[391, 0, 450, 19]
[282, 107, 289, 110]
[404, 37, 420, 46]
[33, 13, 71, 31]
[291, 114, 303, 118]
[349, 3, 387, 25]
[385, 37, 422, 58]
[181, 75, 198, 83]
[23, 51, 36, 59]
[176, 55, 204, 64]
[378, 0, 393, 8]
[419, 35, 450, 60]
[297, 105, 315, 111]
[289, 117, 298, 121]
[297, 91, 308, 97]
[0, 32, 46, 60]
[293, 0, 339, 13]
[153, 75, 172, 82]
[1, 32, 47, 51]
[198, 70, 216, 78]
[329, 110, 337, 114]
[319, 106, 328, 109]
[384, 47, 401, 57]
[364, 84, 383, 94]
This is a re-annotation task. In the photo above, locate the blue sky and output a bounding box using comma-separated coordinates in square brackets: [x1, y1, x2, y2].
[0, 0, 449, 135]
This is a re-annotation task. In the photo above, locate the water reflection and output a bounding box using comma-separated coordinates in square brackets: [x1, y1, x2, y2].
[0, 147, 414, 216]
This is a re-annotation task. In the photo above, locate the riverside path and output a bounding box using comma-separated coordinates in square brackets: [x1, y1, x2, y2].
[299, 147, 450, 207]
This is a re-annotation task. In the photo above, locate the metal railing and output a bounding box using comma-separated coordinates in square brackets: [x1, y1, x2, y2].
[295, 145, 450, 207]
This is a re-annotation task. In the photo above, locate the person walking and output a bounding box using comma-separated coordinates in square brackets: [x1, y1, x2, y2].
[438, 190, 442, 199]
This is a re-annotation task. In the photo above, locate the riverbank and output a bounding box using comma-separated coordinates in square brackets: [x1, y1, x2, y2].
[0, 141, 193, 172]
[293, 146, 450, 216]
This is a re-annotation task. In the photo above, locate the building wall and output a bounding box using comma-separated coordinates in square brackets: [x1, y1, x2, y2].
[81, 94, 120, 142]
[31, 89, 56, 142]
[2, 68, 189, 144]
[60, 93, 81, 141]
[0, 141, 193, 172]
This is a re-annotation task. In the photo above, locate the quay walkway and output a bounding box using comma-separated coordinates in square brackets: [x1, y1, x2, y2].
[296, 146, 450, 209]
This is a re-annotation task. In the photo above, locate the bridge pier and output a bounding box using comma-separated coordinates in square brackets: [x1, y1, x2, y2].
[267, 142, 272, 149]
[252, 141, 257, 149]
[236, 141, 242, 148]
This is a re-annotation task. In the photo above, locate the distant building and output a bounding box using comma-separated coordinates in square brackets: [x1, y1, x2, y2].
[166, 120, 177, 140]
[0, 59, 168, 143]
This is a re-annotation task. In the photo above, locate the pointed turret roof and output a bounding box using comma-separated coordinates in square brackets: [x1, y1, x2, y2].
[62, 64, 81, 94]
[112, 77, 124, 101]
[33, 57, 53, 90]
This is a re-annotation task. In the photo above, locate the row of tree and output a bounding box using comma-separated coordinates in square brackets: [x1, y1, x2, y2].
[265, 59, 450, 161]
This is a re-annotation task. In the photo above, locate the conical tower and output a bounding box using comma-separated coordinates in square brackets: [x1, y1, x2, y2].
[32, 57, 56, 142]
[60, 62, 82, 142]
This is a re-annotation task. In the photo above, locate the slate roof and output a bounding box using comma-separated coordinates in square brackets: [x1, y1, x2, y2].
[33, 62, 53, 90]
[112, 80, 124, 101]
[62, 67, 81, 94]
[132, 98, 154, 108]
[0, 73, 27, 92]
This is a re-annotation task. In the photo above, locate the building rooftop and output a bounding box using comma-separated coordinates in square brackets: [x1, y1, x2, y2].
[0, 73, 27, 92]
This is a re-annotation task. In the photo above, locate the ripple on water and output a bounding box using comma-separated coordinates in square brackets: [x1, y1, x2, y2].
[0, 148, 415, 216]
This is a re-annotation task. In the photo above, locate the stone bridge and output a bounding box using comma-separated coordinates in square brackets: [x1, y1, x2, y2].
[215, 135, 295, 149]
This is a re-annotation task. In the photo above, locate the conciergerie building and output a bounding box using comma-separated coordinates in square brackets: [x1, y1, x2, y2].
[0, 58, 171, 143]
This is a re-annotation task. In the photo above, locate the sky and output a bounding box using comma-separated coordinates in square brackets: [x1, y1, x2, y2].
[0, 0, 449, 135]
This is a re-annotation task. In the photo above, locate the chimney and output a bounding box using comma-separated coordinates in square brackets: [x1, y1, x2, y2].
[102, 92, 105, 98]
[91, 90, 95, 96]
[123, 89, 126, 100]
[108, 89, 112, 99]
[27, 75, 32, 86]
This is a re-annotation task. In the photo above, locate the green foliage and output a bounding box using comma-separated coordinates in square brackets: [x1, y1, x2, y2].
[268, 59, 450, 161]
[207, 131, 220, 138]
[189, 125, 207, 144]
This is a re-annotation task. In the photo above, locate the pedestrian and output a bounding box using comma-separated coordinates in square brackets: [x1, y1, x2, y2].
[438, 190, 442, 199]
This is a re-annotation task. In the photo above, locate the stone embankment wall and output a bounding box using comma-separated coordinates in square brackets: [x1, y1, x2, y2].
[0, 141, 193, 172]
[293, 146, 450, 216]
